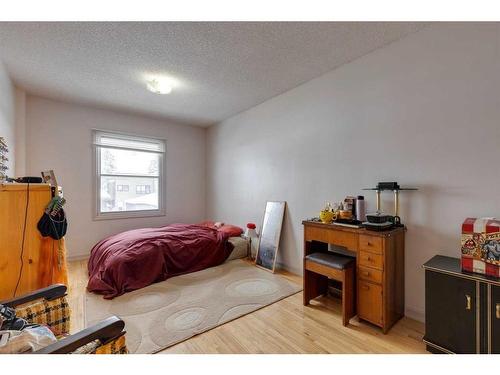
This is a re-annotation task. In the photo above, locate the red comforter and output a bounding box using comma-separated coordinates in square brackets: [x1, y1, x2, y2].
[87, 224, 234, 299]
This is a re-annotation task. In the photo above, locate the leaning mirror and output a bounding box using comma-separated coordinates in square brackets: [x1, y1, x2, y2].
[255, 201, 286, 273]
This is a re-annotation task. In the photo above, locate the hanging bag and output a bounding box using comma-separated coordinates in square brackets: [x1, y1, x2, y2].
[37, 208, 68, 240]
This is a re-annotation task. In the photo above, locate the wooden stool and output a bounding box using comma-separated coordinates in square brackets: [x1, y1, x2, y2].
[303, 252, 356, 326]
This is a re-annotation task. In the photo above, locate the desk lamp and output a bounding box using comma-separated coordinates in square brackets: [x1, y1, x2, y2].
[363, 182, 417, 229]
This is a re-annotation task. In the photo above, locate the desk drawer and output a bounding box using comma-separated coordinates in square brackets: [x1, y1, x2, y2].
[304, 226, 358, 251]
[358, 265, 383, 284]
[359, 235, 383, 254]
[359, 250, 383, 270]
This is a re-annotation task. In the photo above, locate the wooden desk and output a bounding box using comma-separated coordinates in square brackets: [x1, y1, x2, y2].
[302, 220, 405, 333]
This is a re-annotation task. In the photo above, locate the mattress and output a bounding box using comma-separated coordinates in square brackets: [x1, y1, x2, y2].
[227, 236, 249, 261]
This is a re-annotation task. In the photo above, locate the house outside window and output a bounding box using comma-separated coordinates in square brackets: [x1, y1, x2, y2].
[93, 130, 166, 219]
[136, 185, 152, 194]
[117, 184, 129, 192]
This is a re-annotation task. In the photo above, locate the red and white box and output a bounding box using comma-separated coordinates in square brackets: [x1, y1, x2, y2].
[461, 217, 500, 278]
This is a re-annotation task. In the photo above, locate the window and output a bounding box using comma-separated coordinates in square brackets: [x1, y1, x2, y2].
[93, 130, 165, 219]
[116, 184, 129, 192]
[136, 185, 152, 194]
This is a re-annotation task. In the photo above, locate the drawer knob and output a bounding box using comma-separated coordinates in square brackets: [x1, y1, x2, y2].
[362, 271, 370, 277]
[465, 294, 472, 310]
[496, 303, 500, 319]
[366, 256, 372, 261]
[367, 242, 373, 246]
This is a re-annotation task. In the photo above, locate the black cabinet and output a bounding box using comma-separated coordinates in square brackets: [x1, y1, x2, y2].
[490, 285, 500, 354]
[425, 270, 477, 353]
[423, 256, 499, 354]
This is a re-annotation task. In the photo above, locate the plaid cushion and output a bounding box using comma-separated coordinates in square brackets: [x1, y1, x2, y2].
[14, 296, 71, 337]
[70, 335, 128, 354]
[95, 335, 128, 354]
[71, 340, 101, 354]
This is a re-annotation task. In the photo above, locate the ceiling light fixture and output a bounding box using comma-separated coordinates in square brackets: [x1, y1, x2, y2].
[146, 78, 173, 95]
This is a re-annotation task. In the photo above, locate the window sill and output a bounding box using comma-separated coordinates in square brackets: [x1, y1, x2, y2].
[93, 209, 166, 221]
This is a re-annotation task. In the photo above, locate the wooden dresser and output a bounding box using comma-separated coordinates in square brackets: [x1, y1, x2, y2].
[0, 183, 68, 300]
[303, 220, 405, 333]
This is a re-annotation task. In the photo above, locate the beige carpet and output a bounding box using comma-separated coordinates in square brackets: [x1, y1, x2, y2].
[85, 259, 302, 353]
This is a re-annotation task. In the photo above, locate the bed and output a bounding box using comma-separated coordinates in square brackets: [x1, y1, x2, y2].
[87, 223, 246, 299]
[227, 236, 249, 260]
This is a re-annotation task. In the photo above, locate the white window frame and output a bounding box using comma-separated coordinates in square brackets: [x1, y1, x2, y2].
[92, 129, 166, 220]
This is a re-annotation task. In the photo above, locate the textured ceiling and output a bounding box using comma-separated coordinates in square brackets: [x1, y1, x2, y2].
[0, 22, 426, 126]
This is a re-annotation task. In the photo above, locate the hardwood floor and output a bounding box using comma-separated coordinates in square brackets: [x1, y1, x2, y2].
[68, 259, 427, 354]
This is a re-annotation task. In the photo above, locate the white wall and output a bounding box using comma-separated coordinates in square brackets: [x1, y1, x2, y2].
[206, 23, 500, 321]
[0, 60, 15, 174]
[25, 95, 206, 259]
[14, 88, 26, 176]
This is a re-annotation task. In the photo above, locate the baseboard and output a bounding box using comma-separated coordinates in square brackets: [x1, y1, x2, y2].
[67, 253, 89, 262]
[276, 261, 302, 276]
[405, 307, 425, 323]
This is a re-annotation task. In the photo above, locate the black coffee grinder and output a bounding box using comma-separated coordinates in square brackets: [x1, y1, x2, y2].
[362, 182, 417, 231]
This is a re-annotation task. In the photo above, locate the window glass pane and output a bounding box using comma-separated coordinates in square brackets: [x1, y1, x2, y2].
[100, 176, 159, 212]
[96, 133, 164, 152]
[100, 147, 160, 176]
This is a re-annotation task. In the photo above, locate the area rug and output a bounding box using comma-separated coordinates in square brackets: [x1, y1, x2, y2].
[85, 259, 302, 353]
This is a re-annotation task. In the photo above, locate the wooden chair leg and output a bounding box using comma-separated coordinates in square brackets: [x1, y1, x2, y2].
[303, 269, 328, 306]
[342, 266, 355, 326]
[303, 269, 311, 305]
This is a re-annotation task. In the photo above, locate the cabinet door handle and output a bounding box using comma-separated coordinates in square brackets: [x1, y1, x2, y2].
[496, 303, 500, 319]
[361, 285, 370, 291]
[465, 294, 472, 310]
